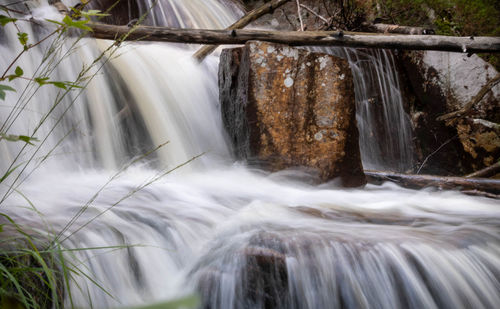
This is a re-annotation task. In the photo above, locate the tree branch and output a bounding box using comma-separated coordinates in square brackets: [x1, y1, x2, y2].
[466, 161, 500, 178]
[192, 0, 291, 62]
[437, 73, 500, 121]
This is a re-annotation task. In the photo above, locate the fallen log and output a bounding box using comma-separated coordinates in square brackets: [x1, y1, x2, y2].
[192, 0, 291, 62]
[365, 170, 500, 195]
[363, 23, 435, 35]
[89, 23, 500, 53]
[466, 161, 500, 178]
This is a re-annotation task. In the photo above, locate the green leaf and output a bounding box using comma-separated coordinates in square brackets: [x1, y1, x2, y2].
[48, 81, 67, 90]
[0, 163, 22, 183]
[14, 66, 23, 77]
[34, 77, 50, 86]
[80, 10, 110, 18]
[62, 15, 92, 32]
[17, 32, 28, 46]
[0, 133, 38, 145]
[45, 19, 65, 27]
[62, 15, 73, 26]
[17, 135, 38, 145]
[0, 15, 17, 27]
[0, 84, 16, 101]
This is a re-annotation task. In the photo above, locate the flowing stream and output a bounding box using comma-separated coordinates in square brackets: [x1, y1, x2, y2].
[1, 1, 499, 308]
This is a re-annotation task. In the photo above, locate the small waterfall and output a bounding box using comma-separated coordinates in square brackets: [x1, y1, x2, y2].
[1, 1, 499, 309]
[320, 47, 414, 172]
[0, 0, 239, 176]
[346, 49, 414, 172]
[138, 0, 241, 28]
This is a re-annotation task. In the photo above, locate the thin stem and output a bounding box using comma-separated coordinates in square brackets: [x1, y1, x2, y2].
[1, 28, 61, 80]
[296, 0, 304, 31]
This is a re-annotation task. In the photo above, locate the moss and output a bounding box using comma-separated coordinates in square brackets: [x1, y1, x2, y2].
[371, 0, 500, 70]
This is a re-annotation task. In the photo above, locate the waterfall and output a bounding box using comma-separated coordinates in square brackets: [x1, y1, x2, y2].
[1, 1, 499, 309]
[343, 49, 414, 172]
[312, 47, 414, 172]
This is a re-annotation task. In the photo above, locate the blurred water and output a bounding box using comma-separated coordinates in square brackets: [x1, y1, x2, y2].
[0, 1, 498, 308]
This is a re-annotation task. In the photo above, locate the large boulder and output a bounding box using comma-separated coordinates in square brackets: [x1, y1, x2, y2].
[400, 51, 500, 174]
[219, 41, 366, 186]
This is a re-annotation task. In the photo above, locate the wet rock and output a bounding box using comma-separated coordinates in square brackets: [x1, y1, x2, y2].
[219, 41, 366, 186]
[400, 51, 500, 174]
[242, 247, 288, 308]
[88, 0, 140, 25]
[196, 245, 288, 309]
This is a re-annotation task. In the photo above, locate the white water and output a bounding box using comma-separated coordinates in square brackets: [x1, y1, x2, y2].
[312, 47, 414, 171]
[340, 49, 414, 172]
[1, 1, 499, 308]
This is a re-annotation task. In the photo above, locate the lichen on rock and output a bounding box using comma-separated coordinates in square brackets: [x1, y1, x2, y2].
[219, 41, 366, 186]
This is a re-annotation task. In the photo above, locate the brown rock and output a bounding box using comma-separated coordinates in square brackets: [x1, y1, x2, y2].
[219, 41, 366, 186]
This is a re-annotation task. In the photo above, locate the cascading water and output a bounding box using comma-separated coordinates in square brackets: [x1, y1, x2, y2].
[339, 48, 414, 172]
[1, 1, 499, 309]
[312, 47, 414, 172]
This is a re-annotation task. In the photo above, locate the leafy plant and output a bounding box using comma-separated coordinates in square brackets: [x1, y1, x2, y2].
[0, 3, 133, 308]
[0, 1, 200, 308]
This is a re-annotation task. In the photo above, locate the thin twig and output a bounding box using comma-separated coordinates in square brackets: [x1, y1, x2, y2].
[0, 4, 25, 15]
[300, 3, 329, 24]
[295, 0, 304, 31]
[1, 27, 61, 80]
[416, 135, 457, 174]
[437, 72, 500, 121]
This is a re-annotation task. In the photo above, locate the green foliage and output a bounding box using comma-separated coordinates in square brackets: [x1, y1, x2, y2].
[0, 134, 39, 146]
[0, 15, 16, 27]
[0, 3, 185, 309]
[14, 67, 23, 78]
[33, 77, 82, 90]
[62, 15, 92, 32]
[0, 164, 21, 184]
[372, 0, 500, 70]
[17, 32, 28, 48]
[0, 214, 63, 309]
[0, 84, 15, 100]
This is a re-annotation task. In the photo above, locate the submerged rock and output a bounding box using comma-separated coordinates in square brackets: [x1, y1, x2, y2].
[219, 41, 366, 186]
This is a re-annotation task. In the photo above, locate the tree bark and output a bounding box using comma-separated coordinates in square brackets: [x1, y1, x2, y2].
[363, 23, 435, 35]
[89, 23, 500, 53]
[365, 170, 500, 194]
[193, 0, 291, 62]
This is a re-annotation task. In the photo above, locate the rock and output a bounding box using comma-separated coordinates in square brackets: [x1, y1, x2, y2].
[219, 41, 366, 186]
[196, 244, 288, 309]
[88, 0, 139, 25]
[400, 50, 500, 174]
[242, 246, 288, 308]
